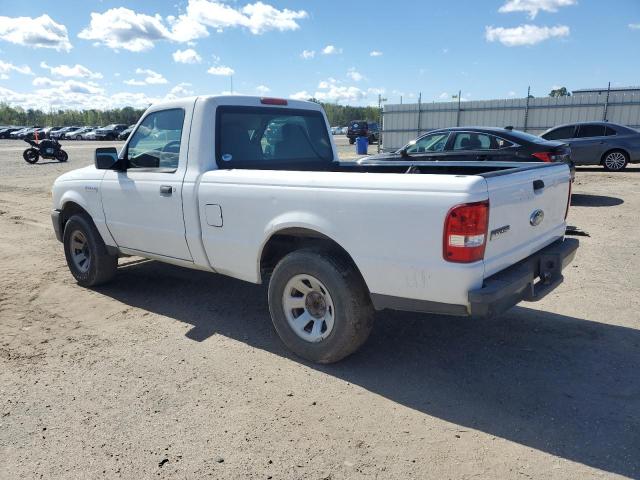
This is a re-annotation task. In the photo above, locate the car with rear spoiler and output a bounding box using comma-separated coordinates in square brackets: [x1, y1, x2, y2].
[50, 96, 579, 363]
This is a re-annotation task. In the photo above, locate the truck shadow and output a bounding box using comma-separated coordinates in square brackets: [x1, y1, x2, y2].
[97, 260, 640, 479]
[570, 193, 624, 207]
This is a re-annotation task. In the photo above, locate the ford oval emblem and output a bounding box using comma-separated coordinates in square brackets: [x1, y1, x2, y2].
[530, 209, 544, 226]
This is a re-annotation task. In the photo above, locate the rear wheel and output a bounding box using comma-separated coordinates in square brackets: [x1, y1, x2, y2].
[63, 214, 117, 287]
[602, 150, 628, 171]
[76, 135, 82, 140]
[23, 148, 39, 164]
[268, 249, 374, 363]
[349, 138, 355, 145]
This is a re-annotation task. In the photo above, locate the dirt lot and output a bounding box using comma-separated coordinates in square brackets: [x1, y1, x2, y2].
[1, 137, 639, 479]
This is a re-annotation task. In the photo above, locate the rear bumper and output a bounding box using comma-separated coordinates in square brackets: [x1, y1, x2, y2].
[468, 237, 579, 318]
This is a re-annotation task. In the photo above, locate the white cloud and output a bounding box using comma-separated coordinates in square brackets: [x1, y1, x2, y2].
[32, 77, 104, 95]
[79, 2, 308, 52]
[166, 82, 194, 98]
[207, 65, 234, 76]
[347, 68, 364, 82]
[39, 61, 102, 79]
[124, 68, 168, 86]
[485, 24, 569, 46]
[256, 85, 270, 95]
[0, 14, 71, 51]
[369, 50, 383, 57]
[321, 45, 342, 55]
[508, 90, 517, 97]
[300, 49, 315, 59]
[172, 48, 202, 64]
[290, 91, 310, 101]
[439, 92, 450, 99]
[0, 60, 33, 79]
[629, 23, 640, 30]
[498, 0, 577, 19]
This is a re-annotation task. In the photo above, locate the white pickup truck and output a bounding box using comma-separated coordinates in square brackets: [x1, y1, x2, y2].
[51, 96, 578, 363]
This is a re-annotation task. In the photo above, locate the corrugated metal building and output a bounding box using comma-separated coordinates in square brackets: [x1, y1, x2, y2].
[381, 89, 640, 151]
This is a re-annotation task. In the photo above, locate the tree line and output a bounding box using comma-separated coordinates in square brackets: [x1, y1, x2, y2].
[0, 103, 146, 127]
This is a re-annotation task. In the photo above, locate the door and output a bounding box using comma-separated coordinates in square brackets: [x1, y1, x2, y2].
[101, 108, 192, 261]
[570, 124, 607, 165]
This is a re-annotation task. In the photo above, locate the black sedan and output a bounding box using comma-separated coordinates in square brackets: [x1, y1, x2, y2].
[363, 127, 571, 166]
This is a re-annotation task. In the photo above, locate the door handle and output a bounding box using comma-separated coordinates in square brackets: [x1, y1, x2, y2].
[533, 179, 545, 191]
[160, 185, 173, 195]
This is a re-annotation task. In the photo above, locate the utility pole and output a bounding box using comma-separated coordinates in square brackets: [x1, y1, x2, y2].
[455, 90, 462, 127]
[524, 85, 531, 132]
[603, 81, 611, 121]
[377, 93, 387, 153]
[417, 92, 422, 137]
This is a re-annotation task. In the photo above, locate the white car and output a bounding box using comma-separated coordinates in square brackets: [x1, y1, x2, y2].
[51, 96, 578, 363]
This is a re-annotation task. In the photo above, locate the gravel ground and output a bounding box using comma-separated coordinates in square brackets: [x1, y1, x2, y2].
[0, 137, 639, 479]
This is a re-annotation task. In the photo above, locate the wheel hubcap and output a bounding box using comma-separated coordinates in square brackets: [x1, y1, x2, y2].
[282, 274, 335, 343]
[70, 230, 91, 273]
[605, 152, 626, 170]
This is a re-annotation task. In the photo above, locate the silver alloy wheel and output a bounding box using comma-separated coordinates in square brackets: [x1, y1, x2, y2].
[282, 274, 335, 343]
[70, 230, 91, 273]
[604, 151, 626, 170]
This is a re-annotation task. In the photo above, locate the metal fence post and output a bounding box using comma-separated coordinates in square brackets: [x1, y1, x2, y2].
[524, 86, 531, 132]
[456, 90, 462, 127]
[603, 81, 611, 121]
[417, 92, 422, 137]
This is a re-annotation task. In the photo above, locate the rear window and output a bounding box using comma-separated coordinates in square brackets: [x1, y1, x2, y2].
[216, 106, 333, 169]
[349, 121, 367, 129]
[542, 126, 575, 140]
[505, 129, 548, 144]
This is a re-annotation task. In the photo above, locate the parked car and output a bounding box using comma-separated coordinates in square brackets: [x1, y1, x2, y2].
[347, 120, 380, 144]
[540, 121, 640, 171]
[11, 127, 39, 139]
[362, 127, 572, 166]
[51, 95, 578, 363]
[51, 126, 82, 140]
[0, 127, 23, 138]
[64, 127, 94, 140]
[117, 125, 136, 140]
[94, 124, 128, 140]
[82, 129, 98, 140]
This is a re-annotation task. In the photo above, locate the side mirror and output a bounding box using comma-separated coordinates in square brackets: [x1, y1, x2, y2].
[95, 147, 120, 170]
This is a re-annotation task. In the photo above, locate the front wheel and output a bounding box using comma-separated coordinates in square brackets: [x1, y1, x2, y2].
[268, 249, 374, 363]
[55, 149, 68, 162]
[602, 150, 628, 171]
[348, 138, 355, 145]
[63, 214, 118, 287]
[23, 148, 39, 164]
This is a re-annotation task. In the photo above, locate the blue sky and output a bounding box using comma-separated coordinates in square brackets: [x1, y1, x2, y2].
[0, 0, 638, 110]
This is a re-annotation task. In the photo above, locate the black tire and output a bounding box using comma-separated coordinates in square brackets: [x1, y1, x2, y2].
[76, 135, 82, 140]
[268, 249, 374, 364]
[63, 214, 117, 287]
[55, 149, 68, 162]
[348, 138, 355, 145]
[23, 148, 39, 164]
[602, 150, 628, 172]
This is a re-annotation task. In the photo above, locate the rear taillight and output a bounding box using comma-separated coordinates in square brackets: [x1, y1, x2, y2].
[564, 180, 572, 220]
[532, 152, 553, 162]
[443, 201, 490, 263]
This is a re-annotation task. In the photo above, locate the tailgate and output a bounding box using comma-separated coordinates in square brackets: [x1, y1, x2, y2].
[483, 164, 571, 277]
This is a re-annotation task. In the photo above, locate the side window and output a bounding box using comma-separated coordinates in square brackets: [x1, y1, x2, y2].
[127, 109, 185, 170]
[543, 125, 575, 140]
[406, 132, 449, 153]
[605, 126, 617, 136]
[576, 124, 605, 138]
[495, 136, 514, 149]
[452, 132, 494, 150]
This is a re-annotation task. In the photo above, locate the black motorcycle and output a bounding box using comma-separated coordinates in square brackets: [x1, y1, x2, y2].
[23, 138, 68, 164]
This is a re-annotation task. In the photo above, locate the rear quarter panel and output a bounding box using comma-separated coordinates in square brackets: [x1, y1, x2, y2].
[197, 170, 489, 306]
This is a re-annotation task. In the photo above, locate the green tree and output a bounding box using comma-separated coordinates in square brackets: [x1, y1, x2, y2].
[549, 87, 571, 98]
